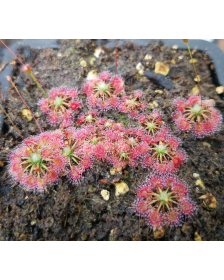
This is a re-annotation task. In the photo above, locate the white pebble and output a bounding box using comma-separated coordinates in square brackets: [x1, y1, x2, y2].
[115, 181, 129, 197]
[136, 62, 145, 75]
[101, 189, 110, 201]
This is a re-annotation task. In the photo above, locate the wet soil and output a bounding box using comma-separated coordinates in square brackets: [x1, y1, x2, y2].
[0, 39, 224, 241]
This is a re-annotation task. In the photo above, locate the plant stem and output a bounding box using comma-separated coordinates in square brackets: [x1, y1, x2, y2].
[0, 39, 48, 91]
[10, 80, 43, 133]
[0, 103, 34, 151]
[186, 42, 202, 104]
[115, 39, 117, 76]
[29, 72, 48, 98]
[0, 103, 24, 140]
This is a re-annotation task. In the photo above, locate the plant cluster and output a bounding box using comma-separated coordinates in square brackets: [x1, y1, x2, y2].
[6, 73, 222, 231]
[9, 73, 188, 190]
[10, 69, 221, 231]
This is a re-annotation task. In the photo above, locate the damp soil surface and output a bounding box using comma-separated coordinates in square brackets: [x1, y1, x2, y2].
[0, 39, 224, 241]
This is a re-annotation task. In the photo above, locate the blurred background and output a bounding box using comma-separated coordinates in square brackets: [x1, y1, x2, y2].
[1, 39, 224, 51]
[205, 39, 224, 52]
[214, 39, 224, 52]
